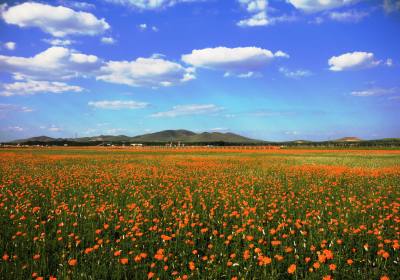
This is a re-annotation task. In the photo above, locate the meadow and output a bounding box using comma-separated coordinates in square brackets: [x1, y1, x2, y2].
[0, 147, 399, 280]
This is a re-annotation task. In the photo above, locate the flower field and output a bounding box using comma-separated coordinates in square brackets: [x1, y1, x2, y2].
[0, 147, 399, 280]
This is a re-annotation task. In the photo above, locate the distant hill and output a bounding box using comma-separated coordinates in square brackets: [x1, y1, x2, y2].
[12, 136, 58, 143]
[130, 129, 197, 142]
[7, 131, 400, 147]
[10, 130, 263, 145]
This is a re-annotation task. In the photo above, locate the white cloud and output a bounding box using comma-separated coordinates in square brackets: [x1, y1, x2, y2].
[48, 125, 63, 132]
[139, 23, 147, 30]
[237, 0, 269, 27]
[279, 67, 312, 78]
[288, 0, 358, 12]
[383, 0, 400, 13]
[101, 37, 116, 44]
[309, 16, 324, 24]
[328, 51, 381, 71]
[43, 39, 74, 46]
[350, 87, 399, 97]
[329, 10, 368, 22]
[58, 1, 96, 10]
[7, 126, 24, 132]
[1, 2, 109, 37]
[182, 47, 288, 75]
[138, 23, 158, 31]
[104, 0, 202, 10]
[1, 80, 83, 96]
[0, 103, 34, 114]
[151, 104, 222, 118]
[88, 100, 149, 109]
[386, 58, 393, 66]
[0, 46, 101, 80]
[238, 12, 269, 27]
[3, 41, 16, 50]
[98, 57, 195, 87]
[210, 127, 229, 132]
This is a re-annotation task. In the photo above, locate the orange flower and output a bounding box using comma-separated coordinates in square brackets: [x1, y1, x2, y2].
[382, 252, 390, 259]
[147, 272, 154, 279]
[347, 259, 353, 265]
[161, 234, 172, 241]
[84, 248, 93, 254]
[323, 249, 334, 260]
[246, 235, 254, 241]
[2, 254, 9, 261]
[318, 254, 327, 263]
[323, 275, 332, 280]
[119, 258, 128, 264]
[380, 276, 390, 280]
[271, 240, 281, 246]
[274, 255, 284, 261]
[189, 261, 195, 271]
[33, 254, 40, 260]
[68, 259, 77, 266]
[114, 250, 122, 257]
[287, 264, 296, 274]
[243, 250, 250, 260]
[258, 256, 272, 266]
[329, 264, 337, 271]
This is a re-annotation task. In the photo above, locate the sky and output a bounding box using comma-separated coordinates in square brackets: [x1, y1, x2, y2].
[0, 0, 399, 142]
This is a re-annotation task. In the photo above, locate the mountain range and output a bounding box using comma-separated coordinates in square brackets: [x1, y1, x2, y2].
[6, 130, 400, 146]
[10, 130, 262, 144]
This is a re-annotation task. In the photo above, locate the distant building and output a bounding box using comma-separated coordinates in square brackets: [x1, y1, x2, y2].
[130, 143, 143, 147]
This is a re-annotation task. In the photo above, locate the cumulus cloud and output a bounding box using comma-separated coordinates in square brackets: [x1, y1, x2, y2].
[151, 104, 223, 118]
[3, 41, 16, 50]
[182, 47, 288, 76]
[279, 67, 312, 78]
[237, 0, 269, 27]
[104, 0, 202, 10]
[97, 57, 195, 87]
[328, 51, 381, 71]
[1, 80, 83, 96]
[329, 10, 368, 22]
[101, 37, 116, 44]
[88, 100, 149, 109]
[1, 2, 109, 37]
[288, 0, 358, 12]
[0, 46, 101, 80]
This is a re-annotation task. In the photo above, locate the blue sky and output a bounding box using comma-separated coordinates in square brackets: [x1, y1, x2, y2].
[0, 0, 399, 141]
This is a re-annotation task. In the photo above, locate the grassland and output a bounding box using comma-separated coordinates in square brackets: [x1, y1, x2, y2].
[0, 148, 399, 279]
